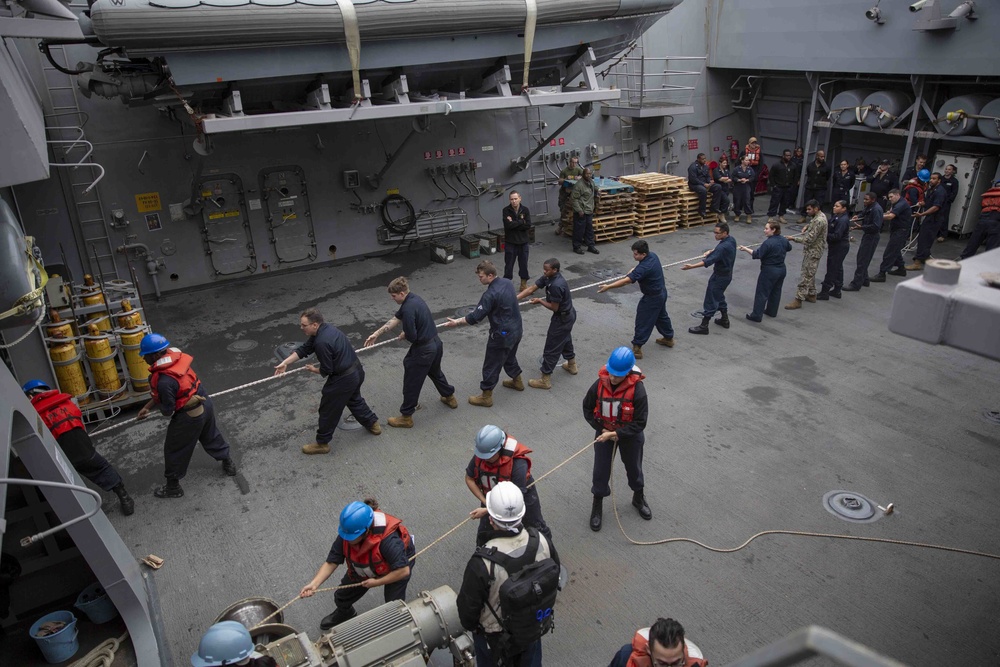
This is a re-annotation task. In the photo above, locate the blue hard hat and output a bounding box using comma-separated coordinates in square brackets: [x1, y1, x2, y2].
[475, 425, 505, 459]
[917, 168, 930, 183]
[22, 379, 51, 395]
[190, 620, 253, 667]
[606, 347, 635, 376]
[338, 501, 374, 541]
[139, 333, 170, 356]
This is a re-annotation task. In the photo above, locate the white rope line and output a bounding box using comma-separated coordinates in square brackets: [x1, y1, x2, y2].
[90, 235, 798, 438]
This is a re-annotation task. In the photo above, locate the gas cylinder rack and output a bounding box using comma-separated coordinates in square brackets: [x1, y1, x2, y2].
[39, 271, 154, 421]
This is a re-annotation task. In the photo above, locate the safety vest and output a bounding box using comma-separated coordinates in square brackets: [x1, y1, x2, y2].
[149, 348, 202, 411]
[30, 390, 85, 438]
[594, 367, 644, 431]
[472, 436, 533, 492]
[982, 186, 1000, 215]
[627, 627, 707, 667]
[902, 180, 925, 207]
[343, 511, 413, 579]
[744, 145, 760, 166]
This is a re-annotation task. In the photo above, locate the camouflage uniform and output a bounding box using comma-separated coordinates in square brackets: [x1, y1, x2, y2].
[791, 211, 828, 300]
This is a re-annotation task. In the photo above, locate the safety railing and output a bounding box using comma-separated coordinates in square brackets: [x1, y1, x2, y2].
[604, 54, 706, 109]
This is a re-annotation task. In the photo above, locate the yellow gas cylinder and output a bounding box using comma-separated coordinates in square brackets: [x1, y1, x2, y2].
[116, 299, 149, 392]
[84, 323, 122, 397]
[80, 274, 112, 333]
[47, 310, 89, 398]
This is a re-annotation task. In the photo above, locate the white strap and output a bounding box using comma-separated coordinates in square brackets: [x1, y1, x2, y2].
[334, 0, 363, 100]
[522, 0, 537, 91]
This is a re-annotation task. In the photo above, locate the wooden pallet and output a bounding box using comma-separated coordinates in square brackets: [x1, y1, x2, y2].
[593, 212, 637, 225]
[594, 227, 635, 242]
[634, 223, 678, 237]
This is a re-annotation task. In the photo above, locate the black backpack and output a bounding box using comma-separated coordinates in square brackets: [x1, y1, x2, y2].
[476, 528, 560, 656]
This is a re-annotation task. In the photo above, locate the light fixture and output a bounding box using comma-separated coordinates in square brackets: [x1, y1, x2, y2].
[866, 6, 885, 23]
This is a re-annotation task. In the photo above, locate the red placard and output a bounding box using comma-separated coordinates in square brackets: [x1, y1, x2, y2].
[558, 137, 565, 145]
[550, 139, 557, 147]
[687, 139, 699, 150]
[713, 146, 720, 153]
[435, 150, 444, 159]
[726, 135, 733, 140]
[457, 147, 466, 156]
[423, 151, 432, 160]
[448, 148, 457, 157]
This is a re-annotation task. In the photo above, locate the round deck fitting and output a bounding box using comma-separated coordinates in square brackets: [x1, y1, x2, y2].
[822, 490, 882, 523]
[227, 339, 258, 353]
[981, 409, 1000, 427]
[273, 342, 313, 364]
[454, 306, 476, 318]
[591, 269, 618, 280]
[243, 298, 261, 307]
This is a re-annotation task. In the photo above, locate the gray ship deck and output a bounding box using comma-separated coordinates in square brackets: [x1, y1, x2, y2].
[71, 218, 1000, 664]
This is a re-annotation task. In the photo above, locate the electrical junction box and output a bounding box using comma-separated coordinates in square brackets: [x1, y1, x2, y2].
[343, 170, 361, 189]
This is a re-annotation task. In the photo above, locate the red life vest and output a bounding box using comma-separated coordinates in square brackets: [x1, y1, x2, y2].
[982, 186, 1000, 215]
[30, 390, 85, 438]
[744, 145, 760, 167]
[343, 511, 413, 579]
[627, 627, 707, 667]
[149, 348, 202, 412]
[902, 180, 925, 207]
[594, 367, 644, 431]
[471, 436, 533, 492]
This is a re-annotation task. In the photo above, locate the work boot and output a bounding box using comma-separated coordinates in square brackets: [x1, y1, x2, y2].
[688, 317, 710, 335]
[561, 358, 578, 375]
[632, 345, 643, 359]
[574, 247, 585, 255]
[889, 267, 907, 277]
[714, 310, 730, 329]
[502, 374, 524, 391]
[842, 284, 861, 292]
[469, 390, 493, 407]
[784, 298, 802, 310]
[387, 415, 414, 428]
[778, 216, 788, 224]
[440, 394, 458, 409]
[805, 294, 817, 303]
[830, 289, 842, 298]
[519, 278, 528, 291]
[905, 259, 925, 271]
[153, 480, 183, 499]
[320, 606, 357, 631]
[528, 374, 552, 390]
[869, 273, 887, 283]
[589, 496, 603, 532]
[302, 442, 331, 455]
[655, 337, 675, 348]
[366, 421, 382, 435]
[112, 483, 135, 516]
[221, 458, 237, 476]
[632, 490, 652, 520]
[587, 246, 600, 254]
[746, 215, 754, 225]
[816, 290, 830, 301]
[718, 212, 727, 223]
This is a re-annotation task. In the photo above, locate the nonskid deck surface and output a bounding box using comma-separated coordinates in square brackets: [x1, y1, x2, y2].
[93, 219, 999, 666]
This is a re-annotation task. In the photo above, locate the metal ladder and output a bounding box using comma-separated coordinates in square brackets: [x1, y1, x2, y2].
[619, 118, 636, 176]
[40, 44, 119, 282]
[522, 106, 551, 220]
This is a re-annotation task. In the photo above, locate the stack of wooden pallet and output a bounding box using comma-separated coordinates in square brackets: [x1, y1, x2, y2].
[676, 189, 717, 228]
[592, 179, 636, 243]
[618, 173, 685, 237]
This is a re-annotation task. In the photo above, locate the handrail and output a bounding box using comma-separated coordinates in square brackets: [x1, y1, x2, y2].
[723, 626, 907, 667]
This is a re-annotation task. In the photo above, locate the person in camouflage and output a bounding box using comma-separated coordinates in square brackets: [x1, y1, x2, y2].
[784, 200, 827, 310]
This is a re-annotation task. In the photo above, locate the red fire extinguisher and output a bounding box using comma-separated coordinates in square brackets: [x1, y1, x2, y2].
[729, 140, 740, 162]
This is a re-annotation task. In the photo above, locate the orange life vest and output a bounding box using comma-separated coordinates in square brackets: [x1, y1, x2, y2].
[982, 186, 1000, 215]
[149, 348, 202, 411]
[744, 145, 761, 167]
[627, 627, 707, 667]
[594, 367, 644, 431]
[902, 180, 925, 207]
[343, 511, 413, 579]
[30, 390, 85, 438]
[471, 436, 533, 492]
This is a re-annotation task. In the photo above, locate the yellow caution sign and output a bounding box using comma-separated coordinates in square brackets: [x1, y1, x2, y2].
[135, 192, 162, 213]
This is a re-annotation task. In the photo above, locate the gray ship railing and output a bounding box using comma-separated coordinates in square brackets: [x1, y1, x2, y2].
[724, 626, 908, 667]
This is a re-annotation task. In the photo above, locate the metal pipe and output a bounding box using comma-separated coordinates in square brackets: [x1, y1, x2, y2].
[0, 478, 103, 546]
[513, 102, 593, 172]
[117, 243, 163, 300]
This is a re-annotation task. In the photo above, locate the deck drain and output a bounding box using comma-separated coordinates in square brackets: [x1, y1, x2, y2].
[454, 305, 476, 318]
[227, 339, 258, 352]
[822, 490, 881, 523]
[590, 269, 618, 280]
[243, 298, 261, 307]
[981, 409, 1000, 426]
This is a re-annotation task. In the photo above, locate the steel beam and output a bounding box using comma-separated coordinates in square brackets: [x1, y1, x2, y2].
[201, 88, 620, 134]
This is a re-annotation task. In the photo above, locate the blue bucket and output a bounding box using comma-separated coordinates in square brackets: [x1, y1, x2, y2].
[29, 611, 80, 664]
[74, 582, 119, 624]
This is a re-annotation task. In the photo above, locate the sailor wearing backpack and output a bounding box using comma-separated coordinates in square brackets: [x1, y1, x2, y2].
[457, 481, 561, 667]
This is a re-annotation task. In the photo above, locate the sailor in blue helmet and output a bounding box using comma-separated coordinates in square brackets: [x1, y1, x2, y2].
[191, 620, 277, 666]
[300, 498, 415, 631]
[137, 332, 236, 499]
[581, 347, 651, 532]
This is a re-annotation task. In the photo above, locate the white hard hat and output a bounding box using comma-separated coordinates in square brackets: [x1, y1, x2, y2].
[486, 481, 525, 529]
